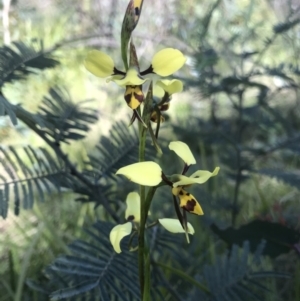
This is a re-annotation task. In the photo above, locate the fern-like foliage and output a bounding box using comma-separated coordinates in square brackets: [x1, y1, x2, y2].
[189, 241, 290, 301]
[0, 41, 59, 125]
[40, 222, 141, 301]
[33, 223, 290, 301]
[0, 146, 66, 218]
[29, 221, 188, 301]
[37, 87, 98, 143]
[0, 41, 58, 87]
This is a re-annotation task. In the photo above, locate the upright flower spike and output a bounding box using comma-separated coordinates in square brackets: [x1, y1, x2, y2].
[109, 192, 140, 253]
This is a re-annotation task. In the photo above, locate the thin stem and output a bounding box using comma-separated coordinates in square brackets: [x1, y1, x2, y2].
[137, 106, 147, 298]
[138, 183, 146, 297]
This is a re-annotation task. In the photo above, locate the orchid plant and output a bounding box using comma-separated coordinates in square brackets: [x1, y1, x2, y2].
[84, 1, 219, 300]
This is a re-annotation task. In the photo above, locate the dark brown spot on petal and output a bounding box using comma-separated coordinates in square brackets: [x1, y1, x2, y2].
[185, 199, 196, 212]
[135, 7, 140, 16]
[186, 193, 190, 196]
[124, 92, 132, 105]
[133, 92, 144, 103]
[179, 190, 184, 195]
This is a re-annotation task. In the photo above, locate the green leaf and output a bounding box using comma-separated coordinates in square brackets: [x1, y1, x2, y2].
[211, 220, 300, 258]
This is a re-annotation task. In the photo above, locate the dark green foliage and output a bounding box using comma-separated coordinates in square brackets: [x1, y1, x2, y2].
[28, 223, 290, 301]
[32, 222, 140, 301]
[0, 145, 65, 217]
[0, 41, 59, 125]
[211, 220, 300, 258]
[0, 94, 17, 125]
[0, 41, 58, 87]
[37, 88, 98, 144]
[189, 241, 290, 301]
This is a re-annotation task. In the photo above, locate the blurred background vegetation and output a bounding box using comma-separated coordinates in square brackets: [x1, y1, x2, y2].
[0, 0, 300, 300]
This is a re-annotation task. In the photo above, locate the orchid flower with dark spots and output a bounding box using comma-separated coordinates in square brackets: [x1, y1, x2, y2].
[84, 48, 186, 110]
[115, 141, 219, 242]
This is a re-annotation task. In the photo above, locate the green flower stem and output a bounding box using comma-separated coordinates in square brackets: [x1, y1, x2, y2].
[143, 253, 151, 301]
[138, 105, 148, 299]
[139, 178, 157, 301]
[138, 82, 155, 300]
[138, 184, 146, 298]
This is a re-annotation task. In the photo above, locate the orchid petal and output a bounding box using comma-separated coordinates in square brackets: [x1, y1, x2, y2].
[116, 161, 162, 186]
[159, 218, 194, 234]
[153, 85, 165, 98]
[84, 50, 115, 78]
[125, 192, 140, 222]
[169, 141, 196, 165]
[171, 167, 220, 187]
[151, 48, 186, 76]
[109, 222, 132, 253]
[156, 79, 183, 95]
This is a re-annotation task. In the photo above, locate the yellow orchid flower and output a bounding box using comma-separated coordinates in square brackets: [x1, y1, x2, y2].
[84, 48, 186, 110]
[116, 141, 219, 215]
[115, 141, 218, 242]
